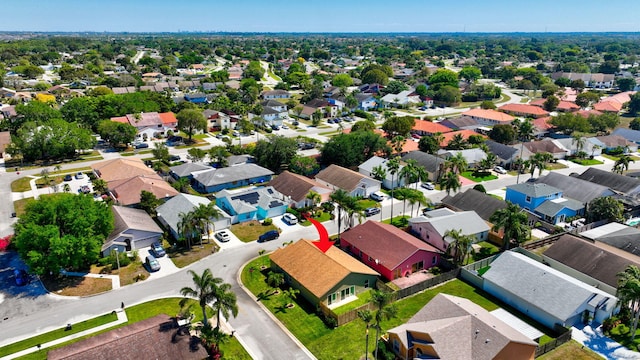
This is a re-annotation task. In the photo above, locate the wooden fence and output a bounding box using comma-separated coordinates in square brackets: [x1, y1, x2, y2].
[394, 268, 460, 301]
[534, 327, 572, 357]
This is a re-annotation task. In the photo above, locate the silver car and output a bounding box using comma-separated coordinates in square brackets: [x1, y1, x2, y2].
[145, 255, 161, 272]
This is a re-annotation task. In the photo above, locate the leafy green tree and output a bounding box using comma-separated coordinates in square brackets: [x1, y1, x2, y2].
[618, 78, 637, 92]
[587, 196, 624, 223]
[489, 124, 516, 144]
[97, 120, 137, 148]
[14, 193, 114, 276]
[381, 116, 415, 138]
[139, 190, 161, 215]
[14, 119, 95, 162]
[331, 74, 353, 87]
[383, 80, 409, 95]
[176, 109, 207, 143]
[187, 147, 207, 163]
[361, 69, 389, 86]
[458, 66, 482, 83]
[92, 178, 108, 195]
[480, 100, 496, 109]
[599, 60, 619, 74]
[418, 134, 441, 154]
[243, 61, 265, 81]
[60, 97, 100, 131]
[209, 146, 229, 168]
[543, 95, 560, 111]
[415, 84, 428, 97]
[628, 93, 640, 116]
[16, 101, 62, 124]
[617, 265, 640, 341]
[589, 113, 620, 133]
[575, 92, 601, 108]
[490, 202, 530, 251]
[289, 155, 320, 176]
[321, 132, 390, 168]
[428, 69, 459, 90]
[172, 177, 190, 193]
[350, 120, 376, 132]
[630, 118, 640, 131]
[435, 85, 461, 106]
[253, 135, 299, 173]
[549, 113, 590, 135]
[180, 269, 219, 327]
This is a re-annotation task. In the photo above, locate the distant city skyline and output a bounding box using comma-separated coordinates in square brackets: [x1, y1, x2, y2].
[3, 0, 640, 33]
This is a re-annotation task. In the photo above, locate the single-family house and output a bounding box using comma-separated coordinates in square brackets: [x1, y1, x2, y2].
[192, 163, 274, 193]
[411, 120, 453, 137]
[498, 104, 549, 119]
[314, 164, 381, 198]
[227, 154, 256, 166]
[438, 148, 487, 169]
[401, 151, 445, 182]
[48, 315, 208, 360]
[440, 130, 486, 147]
[111, 86, 137, 94]
[184, 93, 208, 104]
[261, 89, 290, 99]
[380, 90, 421, 108]
[529, 98, 579, 112]
[0, 131, 11, 158]
[543, 234, 640, 296]
[485, 140, 519, 167]
[409, 211, 490, 252]
[505, 182, 584, 224]
[340, 221, 441, 281]
[110, 112, 178, 140]
[534, 172, 615, 205]
[109, 174, 179, 207]
[517, 140, 567, 160]
[580, 222, 640, 257]
[612, 128, 640, 145]
[268, 170, 332, 208]
[91, 158, 157, 183]
[359, 83, 384, 95]
[481, 251, 618, 329]
[551, 72, 615, 89]
[532, 117, 554, 138]
[101, 206, 163, 256]
[248, 99, 288, 125]
[215, 186, 288, 224]
[387, 294, 537, 360]
[438, 115, 480, 131]
[462, 108, 515, 126]
[442, 189, 507, 221]
[358, 156, 406, 189]
[157, 193, 231, 240]
[577, 167, 640, 196]
[169, 162, 211, 181]
[594, 135, 638, 153]
[203, 109, 231, 131]
[299, 99, 337, 119]
[355, 93, 377, 111]
[269, 240, 379, 308]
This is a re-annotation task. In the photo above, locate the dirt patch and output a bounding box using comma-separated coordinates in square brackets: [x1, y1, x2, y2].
[41, 276, 112, 296]
[231, 220, 279, 242]
[90, 262, 149, 286]
[168, 240, 220, 268]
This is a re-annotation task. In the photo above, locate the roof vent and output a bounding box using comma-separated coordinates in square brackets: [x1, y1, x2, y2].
[485, 339, 491, 343]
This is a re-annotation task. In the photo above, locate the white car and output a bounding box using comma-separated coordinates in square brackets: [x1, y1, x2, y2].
[420, 182, 435, 190]
[215, 230, 231, 242]
[282, 213, 298, 225]
[494, 166, 507, 174]
[370, 192, 386, 202]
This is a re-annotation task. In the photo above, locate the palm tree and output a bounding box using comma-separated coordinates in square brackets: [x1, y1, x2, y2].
[199, 323, 229, 358]
[267, 271, 285, 294]
[489, 202, 531, 251]
[180, 269, 220, 326]
[439, 171, 461, 196]
[445, 229, 473, 266]
[330, 189, 350, 239]
[613, 155, 635, 174]
[515, 118, 534, 184]
[40, 168, 51, 191]
[448, 152, 468, 174]
[371, 290, 398, 360]
[571, 133, 586, 157]
[432, 132, 445, 181]
[306, 191, 321, 214]
[591, 144, 601, 158]
[399, 159, 417, 189]
[387, 157, 401, 220]
[178, 211, 200, 249]
[617, 265, 640, 341]
[172, 177, 190, 193]
[211, 282, 238, 331]
[193, 203, 222, 244]
[358, 309, 374, 360]
[446, 133, 467, 150]
[407, 190, 428, 217]
[371, 165, 387, 184]
[391, 136, 406, 154]
[343, 195, 366, 229]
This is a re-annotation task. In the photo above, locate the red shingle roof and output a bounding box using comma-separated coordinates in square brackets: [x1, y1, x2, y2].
[413, 120, 453, 134]
[498, 103, 549, 117]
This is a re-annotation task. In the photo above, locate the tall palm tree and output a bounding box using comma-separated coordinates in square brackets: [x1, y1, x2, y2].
[387, 157, 401, 220]
[306, 191, 321, 213]
[489, 202, 531, 251]
[371, 165, 387, 184]
[407, 190, 428, 217]
[617, 265, 640, 341]
[371, 290, 398, 360]
[178, 211, 198, 249]
[199, 323, 229, 358]
[432, 132, 446, 181]
[446, 133, 467, 150]
[445, 229, 473, 266]
[211, 282, 238, 331]
[448, 152, 468, 174]
[591, 144, 601, 158]
[358, 309, 374, 360]
[193, 203, 222, 244]
[572, 133, 586, 157]
[330, 189, 350, 239]
[343, 195, 366, 229]
[180, 269, 220, 326]
[439, 171, 461, 196]
[613, 155, 635, 174]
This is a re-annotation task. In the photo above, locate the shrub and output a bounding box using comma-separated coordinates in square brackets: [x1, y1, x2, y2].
[354, 109, 374, 121]
[263, 218, 273, 226]
[430, 266, 442, 275]
[472, 184, 486, 193]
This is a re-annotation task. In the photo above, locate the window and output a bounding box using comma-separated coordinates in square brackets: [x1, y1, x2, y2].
[525, 195, 531, 203]
[432, 256, 438, 265]
[393, 339, 400, 353]
[364, 279, 370, 288]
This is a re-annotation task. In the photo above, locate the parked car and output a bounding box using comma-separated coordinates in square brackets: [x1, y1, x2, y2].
[64, 174, 72, 181]
[365, 207, 381, 217]
[258, 230, 280, 243]
[134, 142, 149, 149]
[232, 130, 240, 137]
[493, 166, 507, 174]
[282, 213, 298, 225]
[150, 242, 166, 257]
[411, 133, 421, 140]
[145, 255, 161, 272]
[292, 120, 300, 126]
[14, 269, 29, 286]
[215, 230, 231, 242]
[327, 119, 334, 124]
[169, 155, 181, 162]
[370, 192, 386, 202]
[420, 182, 435, 190]
[271, 124, 280, 130]
[75, 172, 85, 179]
[215, 133, 224, 139]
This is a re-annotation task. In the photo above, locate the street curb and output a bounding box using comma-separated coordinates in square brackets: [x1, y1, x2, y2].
[236, 256, 318, 360]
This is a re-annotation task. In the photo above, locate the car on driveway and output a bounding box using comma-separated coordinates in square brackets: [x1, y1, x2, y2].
[14, 269, 29, 286]
[365, 207, 381, 217]
[134, 142, 149, 149]
[420, 182, 435, 190]
[169, 155, 181, 162]
[215, 230, 231, 242]
[282, 213, 298, 225]
[494, 166, 507, 174]
[75, 172, 85, 179]
[64, 174, 72, 181]
[145, 255, 161, 272]
[150, 242, 166, 257]
[370, 192, 386, 202]
[258, 230, 279, 243]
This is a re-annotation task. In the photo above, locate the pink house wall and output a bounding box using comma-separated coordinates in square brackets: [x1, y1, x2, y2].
[410, 222, 447, 252]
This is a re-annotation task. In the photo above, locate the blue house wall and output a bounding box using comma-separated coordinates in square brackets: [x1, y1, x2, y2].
[543, 207, 580, 224]
[215, 197, 258, 222]
[196, 174, 272, 193]
[505, 188, 562, 212]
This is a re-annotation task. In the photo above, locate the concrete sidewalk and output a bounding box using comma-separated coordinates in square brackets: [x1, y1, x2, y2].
[0, 309, 128, 360]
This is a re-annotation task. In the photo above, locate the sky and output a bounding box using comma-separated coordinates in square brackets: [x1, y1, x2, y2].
[2, 0, 640, 33]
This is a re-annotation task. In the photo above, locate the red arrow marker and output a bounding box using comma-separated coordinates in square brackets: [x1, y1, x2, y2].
[304, 213, 333, 253]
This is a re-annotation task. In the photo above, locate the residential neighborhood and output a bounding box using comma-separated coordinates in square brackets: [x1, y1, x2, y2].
[4, 12, 640, 360]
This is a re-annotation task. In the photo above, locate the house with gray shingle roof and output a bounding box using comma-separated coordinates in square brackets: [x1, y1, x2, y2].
[534, 172, 615, 205]
[401, 151, 445, 181]
[613, 128, 640, 145]
[408, 211, 490, 252]
[580, 222, 640, 257]
[517, 139, 567, 160]
[358, 156, 406, 189]
[506, 182, 585, 224]
[156, 193, 231, 240]
[192, 163, 274, 193]
[485, 140, 519, 167]
[441, 189, 507, 222]
[481, 251, 618, 329]
[102, 206, 163, 256]
[577, 167, 640, 196]
[438, 148, 487, 169]
[169, 162, 211, 180]
[215, 186, 288, 224]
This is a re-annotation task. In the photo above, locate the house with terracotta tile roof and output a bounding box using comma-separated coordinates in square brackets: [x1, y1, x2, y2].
[498, 104, 549, 118]
[109, 174, 179, 206]
[315, 164, 381, 197]
[269, 170, 332, 208]
[411, 119, 452, 136]
[440, 129, 486, 147]
[529, 98, 579, 112]
[462, 108, 515, 126]
[340, 221, 441, 281]
[110, 111, 178, 140]
[593, 100, 623, 113]
[387, 294, 537, 360]
[269, 240, 379, 308]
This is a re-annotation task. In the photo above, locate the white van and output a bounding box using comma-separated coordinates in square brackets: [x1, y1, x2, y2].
[370, 192, 386, 202]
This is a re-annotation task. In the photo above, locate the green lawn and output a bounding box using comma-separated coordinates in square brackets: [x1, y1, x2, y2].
[357, 199, 378, 209]
[11, 177, 33, 192]
[230, 220, 279, 242]
[460, 171, 498, 182]
[242, 256, 515, 359]
[570, 158, 603, 166]
[299, 211, 332, 227]
[537, 340, 604, 360]
[332, 290, 371, 316]
[546, 162, 568, 170]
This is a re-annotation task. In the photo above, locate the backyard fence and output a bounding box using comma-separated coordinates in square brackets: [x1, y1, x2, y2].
[534, 326, 572, 357]
[393, 268, 460, 301]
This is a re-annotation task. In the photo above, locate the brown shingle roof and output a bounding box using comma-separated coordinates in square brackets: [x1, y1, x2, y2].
[92, 158, 156, 183]
[269, 170, 328, 203]
[523, 140, 566, 154]
[48, 314, 208, 360]
[110, 175, 179, 206]
[340, 221, 440, 269]
[315, 164, 367, 192]
[269, 240, 378, 299]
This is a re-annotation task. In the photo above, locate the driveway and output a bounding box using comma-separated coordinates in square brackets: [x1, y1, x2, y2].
[137, 247, 179, 279]
[572, 323, 640, 360]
